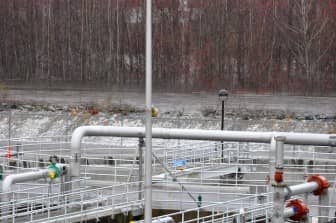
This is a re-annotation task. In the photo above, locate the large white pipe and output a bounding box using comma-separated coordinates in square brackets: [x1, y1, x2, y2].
[70, 126, 335, 177]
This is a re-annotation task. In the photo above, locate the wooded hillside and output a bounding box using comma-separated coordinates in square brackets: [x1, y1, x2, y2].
[0, 0, 335, 95]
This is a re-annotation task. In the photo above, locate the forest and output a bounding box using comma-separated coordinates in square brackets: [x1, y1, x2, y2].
[0, 0, 335, 95]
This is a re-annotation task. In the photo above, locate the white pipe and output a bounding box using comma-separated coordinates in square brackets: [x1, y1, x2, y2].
[152, 216, 175, 223]
[284, 207, 296, 218]
[275, 136, 285, 169]
[70, 126, 335, 178]
[2, 169, 50, 196]
[318, 189, 329, 223]
[272, 136, 286, 223]
[285, 182, 319, 197]
[2, 164, 67, 202]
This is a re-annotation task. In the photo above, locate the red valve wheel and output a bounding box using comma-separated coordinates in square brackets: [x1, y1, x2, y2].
[286, 199, 309, 221]
[307, 175, 330, 196]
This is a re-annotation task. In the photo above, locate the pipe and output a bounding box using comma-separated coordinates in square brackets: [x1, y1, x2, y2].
[285, 182, 319, 197]
[71, 126, 335, 178]
[272, 136, 286, 223]
[275, 136, 285, 169]
[285, 199, 309, 221]
[152, 216, 175, 223]
[3, 169, 50, 196]
[2, 164, 67, 202]
[318, 189, 329, 223]
[284, 207, 296, 218]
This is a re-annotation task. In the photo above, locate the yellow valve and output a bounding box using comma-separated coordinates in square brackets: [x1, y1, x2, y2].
[48, 170, 56, 179]
[152, 106, 159, 117]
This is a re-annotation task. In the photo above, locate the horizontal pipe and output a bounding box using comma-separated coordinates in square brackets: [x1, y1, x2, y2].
[2, 170, 50, 194]
[285, 182, 319, 197]
[71, 126, 335, 178]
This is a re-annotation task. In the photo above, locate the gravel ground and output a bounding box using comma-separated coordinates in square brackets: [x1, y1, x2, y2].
[6, 89, 336, 115]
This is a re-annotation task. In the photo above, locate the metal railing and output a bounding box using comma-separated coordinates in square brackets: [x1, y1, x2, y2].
[0, 134, 336, 222]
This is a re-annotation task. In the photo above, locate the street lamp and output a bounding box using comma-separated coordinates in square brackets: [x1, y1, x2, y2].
[218, 89, 229, 163]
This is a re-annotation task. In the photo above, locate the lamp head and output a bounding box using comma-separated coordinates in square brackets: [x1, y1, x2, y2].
[218, 89, 229, 101]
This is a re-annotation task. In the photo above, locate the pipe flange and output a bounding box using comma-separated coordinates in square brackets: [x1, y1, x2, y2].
[274, 171, 283, 183]
[286, 199, 309, 221]
[307, 175, 330, 195]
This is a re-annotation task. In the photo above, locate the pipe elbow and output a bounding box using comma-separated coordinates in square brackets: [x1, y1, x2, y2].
[2, 176, 14, 194]
[71, 126, 89, 152]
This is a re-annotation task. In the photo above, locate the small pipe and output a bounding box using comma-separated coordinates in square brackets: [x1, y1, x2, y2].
[2, 164, 67, 202]
[318, 189, 329, 223]
[2, 169, 50, 196]
[284, 207, 296, 218]
[275, 136, 285, 169]
[152, 216, 175, 223]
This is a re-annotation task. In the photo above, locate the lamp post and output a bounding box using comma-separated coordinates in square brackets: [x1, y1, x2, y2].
[218, 89, 229, 163]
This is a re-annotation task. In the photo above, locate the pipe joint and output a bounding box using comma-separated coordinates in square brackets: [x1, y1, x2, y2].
[307, 175, 330, 195]
[286, 199, 309, 221]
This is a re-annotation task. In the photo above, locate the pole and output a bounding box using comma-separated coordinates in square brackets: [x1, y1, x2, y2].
[221, 100, 224, 163]
[145, 0, 152, 222]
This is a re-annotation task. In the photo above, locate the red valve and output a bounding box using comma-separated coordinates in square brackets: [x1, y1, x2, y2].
[274, 171, 283, 183]
[286, 199, 309, 221]
[307, 175, 330, 196]
[6, 147, 12, 159]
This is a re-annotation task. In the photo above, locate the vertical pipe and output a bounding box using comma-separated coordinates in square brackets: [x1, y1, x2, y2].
[145, 0, 152, 222]
[275, 136, 285, 169]
[221, 101, 224, 130]
[272, 136, 286, 223]
[138, 138, 144, 201]
[318, 189, 329, 223]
